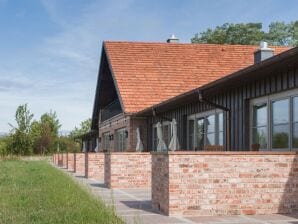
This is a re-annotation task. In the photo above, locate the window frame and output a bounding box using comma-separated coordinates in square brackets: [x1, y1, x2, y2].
[102, 132, 110, 151]
[187, 109, 225, 151]
[115, 128, 127, 152]
[250, 88, 298, 151]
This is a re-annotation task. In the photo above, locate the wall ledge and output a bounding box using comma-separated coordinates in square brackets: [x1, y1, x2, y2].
[104, 152, 151, 155]
[151, 150, 298, 155]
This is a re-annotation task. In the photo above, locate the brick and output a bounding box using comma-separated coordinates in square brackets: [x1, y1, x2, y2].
[104, 152, 151, 189]
[152, 152, 298, 216]
[67, 153, 75, 172]
[85, 152, 104, 180]
[74, 153, 86, 176]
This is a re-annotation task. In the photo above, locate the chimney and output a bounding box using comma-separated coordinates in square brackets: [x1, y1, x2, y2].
[166, 34, 179, 43]
[254, 41, 274, 63]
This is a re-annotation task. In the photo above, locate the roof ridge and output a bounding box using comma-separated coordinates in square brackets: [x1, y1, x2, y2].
[103, 40, 290, 49]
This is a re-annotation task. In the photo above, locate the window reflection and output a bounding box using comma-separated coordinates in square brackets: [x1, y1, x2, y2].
[187, 111, 224, 151]
[272, 124, 289, 149]
[196, 118, 204, 150]
[272, 99, 289, 124]
[272, 99, 289, 149]
[293, 97, 298, 150]
[252, 103, 267, 150]
[253, 103, 267, 127]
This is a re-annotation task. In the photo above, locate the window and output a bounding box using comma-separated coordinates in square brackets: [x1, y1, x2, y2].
[187, 110, 225, 151]
[272, 99, 289, 149]
[152, 122, 172, 151]
[115, 128, 127, 152]
[252, 103, 268, 149]
[250, 89, 298, 151]
[102, 132, 110, 151]
[293, 97, 298, 150]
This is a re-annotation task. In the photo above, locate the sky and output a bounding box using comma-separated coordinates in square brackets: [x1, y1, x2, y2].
[0, 0, 298, 133]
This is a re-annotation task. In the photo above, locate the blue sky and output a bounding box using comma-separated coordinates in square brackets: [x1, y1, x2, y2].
[0, 0, 298, 133]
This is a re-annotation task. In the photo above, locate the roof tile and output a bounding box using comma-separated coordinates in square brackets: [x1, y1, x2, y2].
[104, 41, 288, 113]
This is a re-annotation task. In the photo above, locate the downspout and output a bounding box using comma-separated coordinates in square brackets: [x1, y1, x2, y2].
[197, 91, 231, 151]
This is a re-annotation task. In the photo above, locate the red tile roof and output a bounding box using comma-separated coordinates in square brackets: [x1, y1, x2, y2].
[104, 41, 288, 113]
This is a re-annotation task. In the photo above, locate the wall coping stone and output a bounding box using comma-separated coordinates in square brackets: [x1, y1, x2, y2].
[105, 152, 151, 155]
[151, 151, 298, 155]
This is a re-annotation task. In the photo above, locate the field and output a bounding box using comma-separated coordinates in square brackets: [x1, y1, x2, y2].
[0, 159, 123, 224]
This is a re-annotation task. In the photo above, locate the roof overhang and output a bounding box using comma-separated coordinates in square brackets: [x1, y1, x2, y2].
[74, 130, 99, 140]
[91, 42, 126, 130]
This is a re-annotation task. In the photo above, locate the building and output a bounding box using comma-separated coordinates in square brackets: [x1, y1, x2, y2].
[138, 42, 298, 152]
[90, 39, 290, 152]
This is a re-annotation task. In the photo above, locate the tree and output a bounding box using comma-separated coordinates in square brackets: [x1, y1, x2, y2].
[191, 21, 298, 46]
[9, 104, 34, 155]
[0, 135, 11, 156]
[56, 136, 80, 153]
[266, 22, 292, 46]
[191, 23, 264, 45]
[31, 111, 62, 154]
[69, 118, 91, 138]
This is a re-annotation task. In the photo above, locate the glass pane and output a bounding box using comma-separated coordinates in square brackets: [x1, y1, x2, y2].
[252, 127, 267, 149]
[253, 103, 267, 127]
[272, 124, 289, 149]
[206, 133, 215, 145]
[188, 120, 194, 150]
[294, 97, 298, 122]
[218, 113, 224, 132]
[196, 118, 204, 150]
[218, 131, 224, 146]
[272, 99, 289, 124]
[206, 114, 215, 133]
[293, 123, 298, 149]
[153, 127, 158, 151]
[163, 124, 170, 146]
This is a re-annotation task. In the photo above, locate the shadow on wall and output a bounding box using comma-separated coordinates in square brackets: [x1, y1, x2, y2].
[278, 154, 298, 216]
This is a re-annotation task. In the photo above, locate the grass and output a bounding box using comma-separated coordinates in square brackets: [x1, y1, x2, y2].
[0, 160, 123, 224]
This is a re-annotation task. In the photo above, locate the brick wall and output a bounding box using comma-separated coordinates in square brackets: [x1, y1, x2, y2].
[152, 151, 298, 216]
[67, 153, 75, 172]
[104, 152, 151, 188]
[58, 153, 63, 167]
[53, 154, 57, 164]
[85, 152, 104, 180]
[62, 153, 67, 168]
[74, 153, 86, 176]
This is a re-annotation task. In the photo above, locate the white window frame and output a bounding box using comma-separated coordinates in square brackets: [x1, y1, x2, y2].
[187, 109, 225, 151]
[250, 88, 298, 151]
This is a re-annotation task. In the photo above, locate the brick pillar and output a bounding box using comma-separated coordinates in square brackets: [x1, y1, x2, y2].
[104, 152, 151, 188]
[85, 152, 105, 180]
[67, 153, 75, 172]
[74, 153, 86, 176]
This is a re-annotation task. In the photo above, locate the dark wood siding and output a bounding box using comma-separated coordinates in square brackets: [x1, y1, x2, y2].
[148, 66, 298, 151]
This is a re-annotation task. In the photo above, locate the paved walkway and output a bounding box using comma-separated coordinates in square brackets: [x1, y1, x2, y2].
[59, 167, 298, 224]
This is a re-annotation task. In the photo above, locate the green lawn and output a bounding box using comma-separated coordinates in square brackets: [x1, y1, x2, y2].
[0, 160, 123, 224]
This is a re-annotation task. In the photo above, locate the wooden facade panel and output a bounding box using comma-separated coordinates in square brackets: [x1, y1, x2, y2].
[149, 66, 298, 151]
